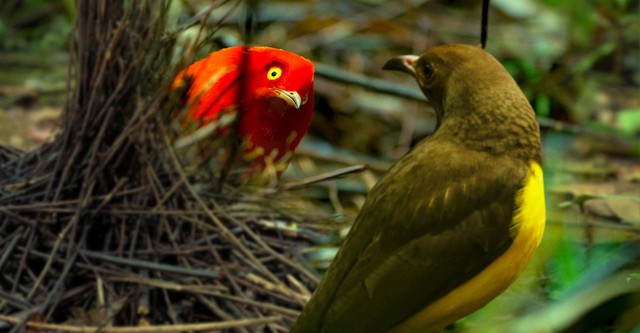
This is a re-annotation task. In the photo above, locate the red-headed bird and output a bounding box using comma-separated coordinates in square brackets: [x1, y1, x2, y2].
[173, 46, 314, 182]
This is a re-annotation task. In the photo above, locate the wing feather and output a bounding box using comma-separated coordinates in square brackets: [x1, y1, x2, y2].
[294, 138, 528, 333]
[174, 47, 244, 121]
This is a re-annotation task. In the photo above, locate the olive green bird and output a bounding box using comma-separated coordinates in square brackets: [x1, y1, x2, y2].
[290, 44, 545, 333]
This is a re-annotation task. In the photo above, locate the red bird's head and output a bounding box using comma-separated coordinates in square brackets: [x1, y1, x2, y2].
[174, 46, 314, 183]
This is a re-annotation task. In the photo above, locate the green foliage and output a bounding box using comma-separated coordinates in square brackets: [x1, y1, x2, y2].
[545, 239, 586, 299]
[0, 0, 74, 52]
[496, 0, 639, 130]
[545, 241, 637, 300]
[503, 58, 550, 117]
[574, 42, 617, 74]
[617, 108, 640, 136]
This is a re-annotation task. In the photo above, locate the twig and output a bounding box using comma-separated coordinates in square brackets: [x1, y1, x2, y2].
[0, 227, 22, 271]
[79, 250, 220, 279]
[315, 63, 427, 102]
[163, 135, 282, 284]
[107, 274, 301, 316]
[43, 248, 79, 320]
[224, 212, 321, 285]
[0, 314, 280, 333]
[27, 216, 77, 300]
[277, 164, 367, 191]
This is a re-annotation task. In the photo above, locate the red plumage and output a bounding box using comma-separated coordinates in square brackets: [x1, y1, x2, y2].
[173, 46, 314, 181]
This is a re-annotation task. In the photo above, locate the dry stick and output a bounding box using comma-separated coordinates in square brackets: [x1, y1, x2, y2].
[163, 136, 282, 284]
[26, 216, 78, 300]
[12, 225, 37, 294]
[150, 125, 196, 209]
[201, 243, 257, 323]
[205, 233, 250, 302]
[135, 138, 223, 236]
[0, 314, 280, 333]
[221, 300, 254, 333]
[49, 138, 82, 203]
[152, 154, 193, 256]
[145, 165, 165, 201]
[192, 282, 299, 316]
[233, 276, 301, 307]
[46, 0, 87, 203]
[43, 248, 79, 320]
[0, 227, 22, 271]
[79, 250, 219, 279]
[139, 231, 159, 326]
[140, 170, 164, 249]
[75, 242, 117, 311]
[223, 213, 320, 286]
[83, 5, 130, 121]
[299, 151, 389, 177]
[6, 234, 79, 331]
[53, 3, 125, 201]
[86, 64, 130, 152]
[152, 189, 188, 263]
[315, 63, 426, 103]
[244, 273, 308, 306]
[196, 295, 250, 333]
[188, 0, 224, 55]
[277, 164, 367, 191]
[100, 101, 162, 170]
[1, 188, 143, 211]
[151, 207, 208, 327]
[84, 5, 153, 205]
[160, 287, 179, 324]
[158, 218, 181, 260]
[125, 212, 142, 257]
[93, 177, 129, 212]
[211, 200, 293, 287]
[0, 288, 33, 310]
[1, 282, 94, 331]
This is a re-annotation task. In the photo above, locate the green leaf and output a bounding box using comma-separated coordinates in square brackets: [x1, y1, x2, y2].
[535, 94, 551, 117]
[574, 42, 617, 73]
[617, 108, 640, 136]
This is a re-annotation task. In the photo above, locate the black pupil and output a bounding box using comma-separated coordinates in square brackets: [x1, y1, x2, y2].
[271, 71, 277, 77]
[423, 63, 434, 77]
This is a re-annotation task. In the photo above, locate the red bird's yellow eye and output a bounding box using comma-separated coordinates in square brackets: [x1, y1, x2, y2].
[267, 67, 282, 80]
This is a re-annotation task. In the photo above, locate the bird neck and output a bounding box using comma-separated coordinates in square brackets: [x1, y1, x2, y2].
[435, 93, 542, 163]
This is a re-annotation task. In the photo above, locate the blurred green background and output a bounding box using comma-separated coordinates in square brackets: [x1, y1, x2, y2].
[0, 0, 638, 332]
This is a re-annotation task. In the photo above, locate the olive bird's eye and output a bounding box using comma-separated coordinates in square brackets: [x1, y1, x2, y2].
[422, 62, 434, 79]
[267, 67, 282, 80]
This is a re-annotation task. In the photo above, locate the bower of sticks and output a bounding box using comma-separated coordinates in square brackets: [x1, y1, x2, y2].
[0, 2, 327, 332]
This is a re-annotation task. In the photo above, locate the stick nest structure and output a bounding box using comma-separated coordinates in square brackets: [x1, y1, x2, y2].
[0, 1, 324, 332]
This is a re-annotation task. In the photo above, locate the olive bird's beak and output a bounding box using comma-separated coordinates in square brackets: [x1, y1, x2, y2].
[382, 55, 419, 77]
[274, 88, 302, 109]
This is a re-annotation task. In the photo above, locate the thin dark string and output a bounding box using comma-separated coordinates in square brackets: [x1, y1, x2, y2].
[217, 0, 258, 191]
[481, 0, 490, 48]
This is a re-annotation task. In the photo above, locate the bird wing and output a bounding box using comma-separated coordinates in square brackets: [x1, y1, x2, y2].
[173, 48, 247, 122]
[296, 139, 528, 333]
[184, 63, 241, 121]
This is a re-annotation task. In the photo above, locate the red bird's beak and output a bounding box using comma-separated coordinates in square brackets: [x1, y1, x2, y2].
[382, 55, 419, 77]
[273, 88, 303, 109]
